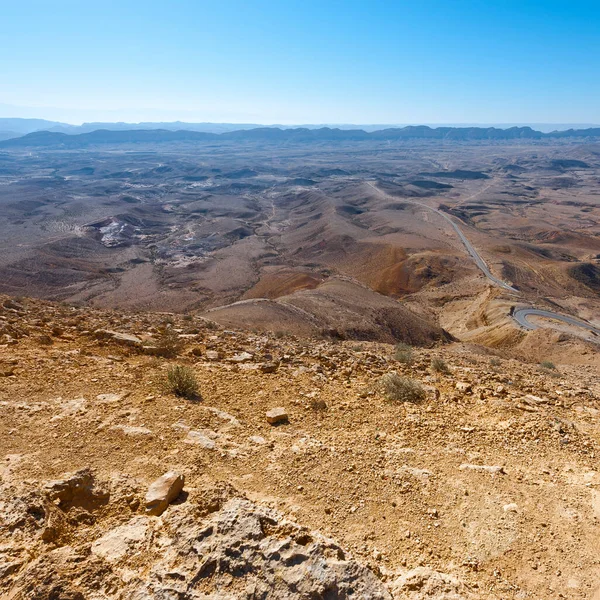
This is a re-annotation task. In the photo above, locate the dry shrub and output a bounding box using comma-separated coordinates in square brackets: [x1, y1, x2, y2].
[394, 342, 414, 364]
[309, 398, 328, 411]
[431, 357, 450, 374]
[165, 365, 200, 400]
[380, 372, 426, 403]
[539, 362, 561, 378]
[153, 326, 184, 358]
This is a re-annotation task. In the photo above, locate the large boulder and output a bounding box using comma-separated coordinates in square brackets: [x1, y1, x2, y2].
[99, 497, 392, 599]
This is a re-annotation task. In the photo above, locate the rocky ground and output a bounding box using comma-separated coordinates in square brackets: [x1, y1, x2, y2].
[1, 294, 600, 599]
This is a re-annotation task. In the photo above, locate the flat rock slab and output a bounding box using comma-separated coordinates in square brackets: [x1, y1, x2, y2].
[184, 430, 217, 449]
[145, 471, 185, 516]
[229, 351, 253, 363]
[110, 425, 152, 436]
[266, 407, 288, 425]
[459, 463, 505, 475]
[94, 329, 142, 347]
[91, 516, 149, 562]
[96, 393, 122, 403]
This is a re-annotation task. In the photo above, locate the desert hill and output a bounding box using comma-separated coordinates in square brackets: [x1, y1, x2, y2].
[206, 277, 454, 345]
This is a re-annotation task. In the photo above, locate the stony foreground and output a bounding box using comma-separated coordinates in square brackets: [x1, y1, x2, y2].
[1, 295, 599, 598]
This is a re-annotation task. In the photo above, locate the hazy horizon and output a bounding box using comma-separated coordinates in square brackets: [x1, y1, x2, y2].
[1, 107, 598, 134]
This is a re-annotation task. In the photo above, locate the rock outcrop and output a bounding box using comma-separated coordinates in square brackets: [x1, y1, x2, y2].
[2, 475, 397, 599]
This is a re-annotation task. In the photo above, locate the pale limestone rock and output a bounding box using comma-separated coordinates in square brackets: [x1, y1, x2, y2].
[145, 471, 185, 516]
[91, 516, 149, 562]
[200, 406, 240, 426]
[184, 430, 216, 449]
[229, 351, 253, 363]
[96, 393, 122, 403]
[523, 394, 550, 405]
[110, 425, 152, 436]
[266, 407, 288, 425]
[94, 329, 142, 347]
[249, 435, 267, 445]
[389, 566, 473, 599]
[459, 463, 505, 475]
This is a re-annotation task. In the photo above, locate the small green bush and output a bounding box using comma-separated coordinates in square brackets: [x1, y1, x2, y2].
[540, 360, 556, 370]
[380, 372, 426, 403]
[153, 326, 184, 358]
[165, 365, 200, 400]
[490, 357, 501, 367]
[431, 357, 450, 374]
[394, 342, 414, 364]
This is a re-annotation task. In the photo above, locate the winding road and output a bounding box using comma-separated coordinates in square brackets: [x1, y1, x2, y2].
[365, 181, 599, 341]
[513, 308, 600, 337]
[365, 181, 518, 291]
[419, 203, 518, 292]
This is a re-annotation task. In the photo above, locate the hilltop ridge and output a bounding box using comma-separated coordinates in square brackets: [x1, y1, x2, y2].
[3, 124, 600, 148]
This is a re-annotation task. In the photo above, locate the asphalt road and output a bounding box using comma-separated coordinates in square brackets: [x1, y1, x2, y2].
[513, 308, 600, 336]
[421, 205, 519, 292]
[365, 181, 518, 292]
[365, 181, 599, 340]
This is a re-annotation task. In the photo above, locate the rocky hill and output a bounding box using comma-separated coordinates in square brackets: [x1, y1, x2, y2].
[1, 294, 599, 599]
[3, 125, 600, 148]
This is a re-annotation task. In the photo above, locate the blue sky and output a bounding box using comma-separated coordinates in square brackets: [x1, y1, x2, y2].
[1, 0, 599, 124]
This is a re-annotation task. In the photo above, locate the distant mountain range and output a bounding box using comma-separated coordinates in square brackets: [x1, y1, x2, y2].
[1, 117, 600, 141]
[0, 119, 251, 141]
[1, 124, 600, 148]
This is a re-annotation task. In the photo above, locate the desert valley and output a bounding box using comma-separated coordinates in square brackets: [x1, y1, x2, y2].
[0, 128, 598, 352]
